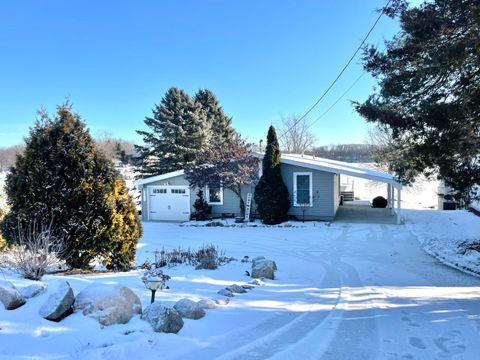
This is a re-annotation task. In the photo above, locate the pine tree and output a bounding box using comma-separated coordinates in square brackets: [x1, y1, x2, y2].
[1, 104, 142, 269]
[254, 126, 291, 224]
[192, 189, 212, 221]
[135, 87, 211, 177]
[355, 0, 480, 205]
[194, 89, 235, 144]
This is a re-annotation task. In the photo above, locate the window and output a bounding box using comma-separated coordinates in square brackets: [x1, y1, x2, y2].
[152, 188, 167, 194]
[206, 186, 223, 205]
[171, 188, 186, 194]
[293, 172, 313, 206]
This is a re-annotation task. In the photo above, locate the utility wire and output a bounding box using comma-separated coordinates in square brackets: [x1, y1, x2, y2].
[306, 72, 365, 130]
[279, 0, 391, 140]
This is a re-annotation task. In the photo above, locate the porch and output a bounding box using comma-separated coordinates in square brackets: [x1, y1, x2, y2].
[335, 201, 398, 225]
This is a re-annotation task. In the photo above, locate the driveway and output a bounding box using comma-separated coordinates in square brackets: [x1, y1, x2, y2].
[136, 220, 480, 359]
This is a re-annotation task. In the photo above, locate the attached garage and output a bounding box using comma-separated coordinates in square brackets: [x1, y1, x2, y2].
[147, 186, 190, 221]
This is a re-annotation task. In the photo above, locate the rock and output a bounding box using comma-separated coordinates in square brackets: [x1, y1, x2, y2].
[248, 279, 263, 286]
[215, 297, 230, 305]
[0, 280, 26, 310]
[226, 284, 247, 294]
[39, 281, 74, 321]
[173, 298, 205, 320]
[217, 289, 234, 297]
[142, 303, 183, 333]
[74, 284, 141, 326]
[242, 284, 255, 290]
[283, 223, 293, 228]
[252, 259, 277, 280]
[198, 299, 217, 310]
[20, 282, 48, 299]
[252, 256, 266, 267]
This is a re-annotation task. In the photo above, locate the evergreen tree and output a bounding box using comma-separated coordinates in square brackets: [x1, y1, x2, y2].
[135, 87, 211, 177]
[194, 89, 235, 144]
[355, 0, 480, 205]
[254, 126, 290, 224]
[192, 189, 212, 221]
[2, 104, 142, 269]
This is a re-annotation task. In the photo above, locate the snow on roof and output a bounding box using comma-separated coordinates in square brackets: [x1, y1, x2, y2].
[133, 169, 185, 187]
[281, 153, 401, 187]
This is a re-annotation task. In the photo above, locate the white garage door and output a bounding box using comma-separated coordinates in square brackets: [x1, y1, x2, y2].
[148, 186, 190, 221]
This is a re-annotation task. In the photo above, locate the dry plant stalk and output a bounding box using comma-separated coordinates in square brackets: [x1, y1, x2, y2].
[1, 219, 66, 280]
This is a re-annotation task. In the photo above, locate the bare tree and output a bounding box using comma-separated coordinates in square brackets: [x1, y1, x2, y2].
[0, 144, 24, 171]
[277, 115, 317, 154]
[95, 130, 135, 162]
[1, 219, 67, 280]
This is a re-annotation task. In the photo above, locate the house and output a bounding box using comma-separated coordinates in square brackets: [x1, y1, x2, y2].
[134, 153, 403, 223]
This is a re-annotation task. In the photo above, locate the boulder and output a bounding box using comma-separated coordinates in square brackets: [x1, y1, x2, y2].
[173, 298, 205, 320]
[249, 279, 264, 286]
[198, 299, 217, 310]
[242, 284, 255, 290]
[217, 288, 234, 297]
[20, 282, 48, 299]
[214, 297, 230, 306]
[0, 280, 26, 310]
[252, 256, 266, 267]
[74, 284, 141, 326]
[252, 259, 277, 280]
[226, 284, 247, 294]
[39, 281, 74, 321]
[142, 303, 183, 334]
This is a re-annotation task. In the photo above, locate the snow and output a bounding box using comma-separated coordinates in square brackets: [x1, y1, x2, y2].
[1, 211, 480, 359]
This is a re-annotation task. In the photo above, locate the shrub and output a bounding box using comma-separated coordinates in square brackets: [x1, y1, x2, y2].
[0, 219, 66, 280]
[192, 190, 211, 220]
[255, 126, 291, 224]
[372, 196, 388, 208]
[2, 104, 142, 269]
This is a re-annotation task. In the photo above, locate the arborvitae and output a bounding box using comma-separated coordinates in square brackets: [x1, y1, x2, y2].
[194, 89, 235, 144]
[192, 189, 211, 221]
[135, 87, 211, 177]
[2, 104, 142, 269]
[254, 126, 291, 224]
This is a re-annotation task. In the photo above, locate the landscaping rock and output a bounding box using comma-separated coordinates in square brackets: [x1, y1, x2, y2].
[39, 281, 74, 321]
[20, 282, 48, 299]
[215, 297, 230, 306]
[0, 280, 26, 310]
[142, 303, 183, 333]
[206, 221, 224, 227]
[252, 256, 266, 267]
[226, 284, 247, 294]
[248, 279, 263, 286]
[198, 299, 217, 310]
[74, 284, 141, 326]
[252, 259, 277, 280]
[242, 284, 255, 290]
[174, 298, 205, 320]
[217, 288, 234, 297]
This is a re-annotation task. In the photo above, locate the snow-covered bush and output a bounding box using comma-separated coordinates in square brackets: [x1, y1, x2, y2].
[143, 244, 234, 270]
[192, 190, 211, 221]
[0, 219, 66, 280]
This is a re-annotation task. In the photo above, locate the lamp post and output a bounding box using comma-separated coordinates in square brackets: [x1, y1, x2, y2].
[145, 277, 163, 303]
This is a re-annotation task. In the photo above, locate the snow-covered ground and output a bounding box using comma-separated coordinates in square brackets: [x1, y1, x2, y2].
[2, 211, 480, 359]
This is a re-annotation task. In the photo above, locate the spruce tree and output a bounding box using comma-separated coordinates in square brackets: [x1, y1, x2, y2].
[195, 89, 235, 144]
[2, 104, 142, 269]
[192, 189, 211, 221]
[355, 0, 480, 205]
[135, 87, 211, 177]
[254, 126, 290, 224]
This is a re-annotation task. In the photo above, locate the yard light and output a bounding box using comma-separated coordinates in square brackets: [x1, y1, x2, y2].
[145, 277, 163, 303]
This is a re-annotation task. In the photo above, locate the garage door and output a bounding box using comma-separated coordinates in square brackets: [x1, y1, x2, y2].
[148, 186, 190, 221]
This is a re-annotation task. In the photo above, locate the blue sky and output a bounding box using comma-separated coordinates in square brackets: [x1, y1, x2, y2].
[0, 1, 413, 148]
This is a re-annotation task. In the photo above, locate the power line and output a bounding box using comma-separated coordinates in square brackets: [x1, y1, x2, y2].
[306, 72, 365, 130]
[279, 0, 391, 140]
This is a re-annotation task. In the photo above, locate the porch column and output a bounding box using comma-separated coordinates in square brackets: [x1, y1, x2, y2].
[391, 186, 395, 214]
[396, 187, 402, 224]
[387, 184, 392, 209]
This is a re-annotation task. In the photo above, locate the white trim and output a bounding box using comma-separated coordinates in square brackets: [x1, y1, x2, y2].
[293, 172, 313, 207]
[205, 185, 224, 205]
[134, 170, 185, 187]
